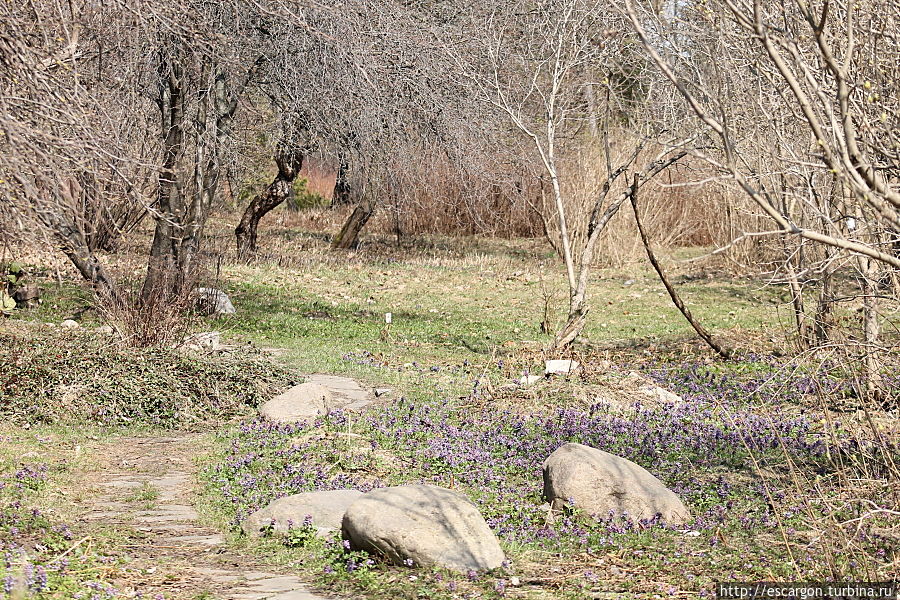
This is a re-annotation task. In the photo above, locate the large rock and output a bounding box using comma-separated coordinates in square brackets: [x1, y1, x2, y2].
[259, 383, 333, 423]
[342, 484, 505, 572]
[13, 284, 40, 308]
[242, 490, 363, 538]
[542, 442, 690, 525]
[196, 287, 236, 315]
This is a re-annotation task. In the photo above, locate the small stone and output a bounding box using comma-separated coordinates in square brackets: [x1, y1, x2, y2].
[182, 331, 221, 351]
[196, 287, 236, 315]
[623, 279, 636, 286]
[518, 375, 542, 387]
[60, 319, 79, 329]
[342, 484, 506, 572]
[544, 360, 579, 376]
[510, 577, 521, 586]
[374, 388, 392, 398]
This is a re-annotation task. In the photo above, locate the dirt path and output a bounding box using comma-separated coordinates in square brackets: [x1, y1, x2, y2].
[76, 433, 334, 600]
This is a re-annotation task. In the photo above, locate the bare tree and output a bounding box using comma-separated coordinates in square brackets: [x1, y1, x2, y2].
[453, 0, 688, 348]
[235, 142, 304, 258]
[624, 0, 899, 388]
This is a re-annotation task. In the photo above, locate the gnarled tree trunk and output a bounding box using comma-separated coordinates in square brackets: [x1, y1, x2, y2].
[235, 147, 304, 259]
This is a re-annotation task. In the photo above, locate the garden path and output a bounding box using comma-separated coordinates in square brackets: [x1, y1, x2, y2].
[75, 374, 379, 599]
[78, 433, 334, 600]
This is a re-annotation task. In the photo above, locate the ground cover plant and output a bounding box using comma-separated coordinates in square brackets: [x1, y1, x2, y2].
[0, 323, 292, 427]
[202, 353, 898, 599]
[3, 233, 897, 599]
[0, 435, 133, 599]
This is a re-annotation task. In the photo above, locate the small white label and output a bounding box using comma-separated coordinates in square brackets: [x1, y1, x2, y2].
[385, 312, 392, 324]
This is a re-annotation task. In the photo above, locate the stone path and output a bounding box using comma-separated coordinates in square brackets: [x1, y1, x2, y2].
[78, 435, 334, 600]
[74, 374, 383, 599]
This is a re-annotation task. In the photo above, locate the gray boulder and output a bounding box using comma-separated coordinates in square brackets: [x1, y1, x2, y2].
[196, 287, 236, 315]
[13, 284, 40, 308]
[342, 484, 505, 572]
[182, 331, 221, 351]
[542, 442, 690, 525]
[242, 490, 364, 538]
[259, 382, 333, 423]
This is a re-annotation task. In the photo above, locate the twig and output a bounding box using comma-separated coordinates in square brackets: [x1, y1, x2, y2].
[48, 536, 90, 564]
[630, 173, 732, 359]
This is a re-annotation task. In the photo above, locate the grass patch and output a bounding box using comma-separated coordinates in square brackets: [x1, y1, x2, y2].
[0, 425, 133, 598]
[123, 482, 160, 510]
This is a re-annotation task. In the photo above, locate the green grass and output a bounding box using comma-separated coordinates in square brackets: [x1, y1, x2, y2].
[124, 481, 160, 509]
[202, 246, 789, 402]
[4, 231, 897, 600]
[0, 423, 146, 598]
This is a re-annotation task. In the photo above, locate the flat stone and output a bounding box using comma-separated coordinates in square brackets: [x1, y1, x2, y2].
[160, 533, 225, 546]
[241, 575, 307, 593]
[518, 375, 542, 387]
[305, 374, 369, 402]
[544, 359, 579, 375]
[260, 383, 333, 423]
[183, 331, 222, 351]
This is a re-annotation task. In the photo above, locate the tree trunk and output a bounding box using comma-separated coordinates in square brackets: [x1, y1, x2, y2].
[18, 174, 119, 300]
[143, 54, 253, 301]
[814, 262, 835, 343]
[331, 150, 354, 206]
[331, 198, 375, 249]
[857, 256, 881, 402]
[235, 147, 304, 258]
[550, 149, 686, 350]
[143, 48, 186, 301]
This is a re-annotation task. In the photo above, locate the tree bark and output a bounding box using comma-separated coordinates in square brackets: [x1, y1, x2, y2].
[331, 150, 354, 206]
[331, 198, 375, 249]
[857, 255, 881, 402]
[143, 52, 259, 301]
[143, 47, 186, 301]
[235, 147, 304, 258]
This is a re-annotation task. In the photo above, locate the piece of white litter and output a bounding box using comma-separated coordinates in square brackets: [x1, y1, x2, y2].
[519, 375, 542, 387]
[544, 360, 579, 375]
[385, 312, 392, 324]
